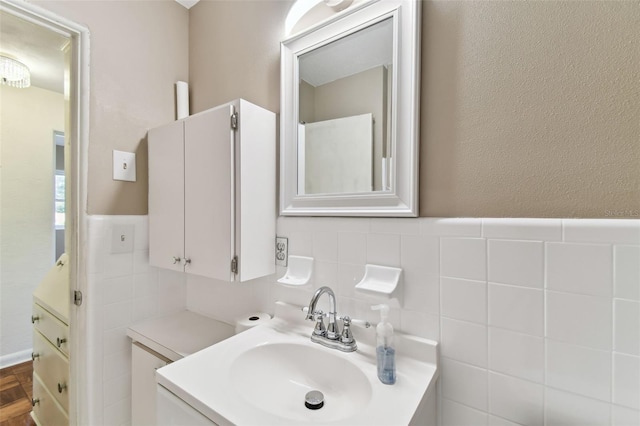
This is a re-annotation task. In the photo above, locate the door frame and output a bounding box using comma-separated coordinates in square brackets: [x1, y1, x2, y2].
[0, 1, 90, 424]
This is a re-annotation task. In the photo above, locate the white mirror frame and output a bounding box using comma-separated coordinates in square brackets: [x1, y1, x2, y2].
[280, 0, 421, 217]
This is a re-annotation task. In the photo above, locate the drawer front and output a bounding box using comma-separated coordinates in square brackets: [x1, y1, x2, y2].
[32, 304, 69, 356]
[32, 373, 69, 426]
[33, 330, 69, 410]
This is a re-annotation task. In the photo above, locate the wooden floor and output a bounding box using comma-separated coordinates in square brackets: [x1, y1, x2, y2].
[0, 361, 35, 426]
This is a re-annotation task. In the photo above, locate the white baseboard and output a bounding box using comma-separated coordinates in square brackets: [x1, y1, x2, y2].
[0, 349, 32, 369]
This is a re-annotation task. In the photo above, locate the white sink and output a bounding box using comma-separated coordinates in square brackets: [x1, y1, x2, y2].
[231, 342, 372, 422]
[156, 302, 439, 425]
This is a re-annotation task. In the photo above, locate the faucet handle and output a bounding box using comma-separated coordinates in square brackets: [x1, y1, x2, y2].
[312, 310, 326, 337]
[340, 316, 357, 349]
[337, 315, 372, 329]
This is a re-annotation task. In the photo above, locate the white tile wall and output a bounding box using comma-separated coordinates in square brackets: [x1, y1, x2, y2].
[441, 357, 488, 411]
[441, 277, 486, 324]
[489, 328, 544, 383]
[441, 237, 487, 281]
[488, 239, 544, 288]
[275, 218, 639, 425]
[615, 245, 640, 300]
[441, 317, 488, 367]
[488, 372, 544, 425]
[613, 352, 640, 410]
[546, 339, 612, 401]
[546, 290, 612, 350]
[546, 242, 613, 297]
[85, 216, 186, 426]
[95, 216, 637, 426]
[614, 299, 640, 356]
[545, 388, 612, 426]
[489, 283, 544, 336]
[441, 398, 488, 426]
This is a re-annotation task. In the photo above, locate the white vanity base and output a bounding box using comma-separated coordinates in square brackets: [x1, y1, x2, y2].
[158, 385, 218, 426]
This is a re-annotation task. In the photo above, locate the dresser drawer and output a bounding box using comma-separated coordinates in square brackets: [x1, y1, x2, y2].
[32, 372, 69, 426]
[33, 330, 69, 410]
[32, 303, 69, 356]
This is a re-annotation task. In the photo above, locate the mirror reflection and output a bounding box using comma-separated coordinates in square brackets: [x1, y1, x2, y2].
[297, 17, 393, 195]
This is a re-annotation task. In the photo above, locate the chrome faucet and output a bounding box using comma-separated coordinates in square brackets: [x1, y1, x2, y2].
[305, 286, 357, 352]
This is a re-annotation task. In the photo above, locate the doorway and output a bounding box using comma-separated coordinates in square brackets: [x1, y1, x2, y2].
[0, 1, 89, 424]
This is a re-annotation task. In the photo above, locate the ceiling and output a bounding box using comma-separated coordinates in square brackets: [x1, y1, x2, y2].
[176, 0, 200, 9]
[0, 11, 68, 93]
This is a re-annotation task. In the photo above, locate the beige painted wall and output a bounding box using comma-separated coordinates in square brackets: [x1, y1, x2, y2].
[189, 0, 639, 218]
[0, 85, 64, 357]
[420, 1, 639, 217]
[189, 0, 291, 114]
[32, 0, 189, 215]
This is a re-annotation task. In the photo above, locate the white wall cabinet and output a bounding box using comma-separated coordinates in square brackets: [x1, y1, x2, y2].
[148, 99, 275, 282]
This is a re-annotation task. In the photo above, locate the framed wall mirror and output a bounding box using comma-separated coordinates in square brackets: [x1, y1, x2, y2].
[280, 0, 421, 216]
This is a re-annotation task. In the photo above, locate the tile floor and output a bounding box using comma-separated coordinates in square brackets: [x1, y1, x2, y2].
[0, 362, 35, 426]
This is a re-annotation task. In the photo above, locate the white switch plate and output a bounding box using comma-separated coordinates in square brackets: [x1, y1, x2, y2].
[113, 150, 136, 182]
[111, 224, 135, 254]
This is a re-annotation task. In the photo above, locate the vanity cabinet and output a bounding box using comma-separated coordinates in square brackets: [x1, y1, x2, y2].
[148, 99, 275, 282]
[157, 386, 216, 426]
[127, 310, 235, 426]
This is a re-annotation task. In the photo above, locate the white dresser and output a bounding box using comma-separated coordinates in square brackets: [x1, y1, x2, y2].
[31, 254, 70, 425]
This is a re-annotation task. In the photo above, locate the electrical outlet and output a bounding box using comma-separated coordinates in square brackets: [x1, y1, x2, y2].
[275, 237, 288, 266]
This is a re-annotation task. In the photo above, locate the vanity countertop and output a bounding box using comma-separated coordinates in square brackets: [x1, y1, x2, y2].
[156, 302, 439, 426]
[127, 310, 235, 362]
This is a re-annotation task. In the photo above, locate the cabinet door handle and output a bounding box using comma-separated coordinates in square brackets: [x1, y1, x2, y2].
[32, 398, 40, 407]
[172, 256, 181, 264]
[57, 383, 67, 393]
[183, 258, 191, 265]
[31, 315, 40, 324]
[32, 352, 40, 361]
[56, 337, 67, 348]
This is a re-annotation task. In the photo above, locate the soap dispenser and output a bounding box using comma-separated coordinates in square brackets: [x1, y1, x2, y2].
[372, 304, 396, 385]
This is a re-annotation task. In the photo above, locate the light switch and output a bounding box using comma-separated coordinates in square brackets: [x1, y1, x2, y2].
[113, 150, 136, 182]
[111, 224, 135, 254]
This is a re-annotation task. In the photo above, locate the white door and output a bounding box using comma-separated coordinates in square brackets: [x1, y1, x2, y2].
[184, 105, 234, 280]
[148, 120, 185, 272]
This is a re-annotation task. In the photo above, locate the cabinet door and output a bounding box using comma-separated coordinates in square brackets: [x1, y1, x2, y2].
[184, 105, 234, 280]
[236, 100, 276, 281]
[157, 385, 216, 426]
[132, 343, 170, 426]
[149, 121, 185, 272]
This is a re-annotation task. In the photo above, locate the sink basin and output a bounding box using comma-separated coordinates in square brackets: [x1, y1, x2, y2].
[230, 343, 372, 422]
[156, 301, 439, 425]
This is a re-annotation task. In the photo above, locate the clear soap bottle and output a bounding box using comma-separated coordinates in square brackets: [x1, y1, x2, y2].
[372, 304, 396, 385]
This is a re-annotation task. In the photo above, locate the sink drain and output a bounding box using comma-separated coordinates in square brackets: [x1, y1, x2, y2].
[305, 390, 324, 410]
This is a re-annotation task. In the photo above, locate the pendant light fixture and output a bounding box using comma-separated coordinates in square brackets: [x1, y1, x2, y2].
[0, 55, 31, 88]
